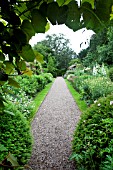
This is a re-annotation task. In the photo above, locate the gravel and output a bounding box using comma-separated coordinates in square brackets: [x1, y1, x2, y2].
[28, 77, 81, 170]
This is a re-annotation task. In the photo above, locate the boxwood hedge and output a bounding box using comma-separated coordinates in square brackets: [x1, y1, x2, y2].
[0, 101, 32, 167]
[71, 94, 113, 170]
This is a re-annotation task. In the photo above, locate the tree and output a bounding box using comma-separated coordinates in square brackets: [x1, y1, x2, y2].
[34, 34, 77, 75]
[79, 27, 113, 67]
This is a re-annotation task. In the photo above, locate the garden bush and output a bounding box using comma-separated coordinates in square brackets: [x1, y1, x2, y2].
[82, 77, 113, 105]
[71, 75, 113, 105]
[71, 94, 113, 170]
[0, 101, 32, 167]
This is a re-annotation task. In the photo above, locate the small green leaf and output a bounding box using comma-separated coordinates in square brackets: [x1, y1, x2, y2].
[0, 144, 8, 151]
[17, 60, 26, 71]
[20, 44, 35, 62]
[4, 110, 15, 116]
[45, 22, 50, 32]
[57, 0, 65, 6]
[34, 51, 44, 63]
[8, 78, 20, 88]
[31, 9, 47, 33]
[7, 152, 19, 166]
[47, 2, 59, 25]
[65, 1, 82, 31]
[22, 68, 32, 76]
[21, 20, 35, 41]
[47, 2, 68, 24]
[4, 61, 15, 74]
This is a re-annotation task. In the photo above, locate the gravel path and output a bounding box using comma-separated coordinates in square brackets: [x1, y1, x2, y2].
[29, 77, 81, 170]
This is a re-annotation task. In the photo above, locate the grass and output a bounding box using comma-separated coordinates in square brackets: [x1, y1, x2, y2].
[29, 81, 54, 122]
[65, 79, 87, 113]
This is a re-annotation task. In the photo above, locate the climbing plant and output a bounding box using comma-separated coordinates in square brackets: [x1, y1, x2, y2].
[0, 0, 113, 108]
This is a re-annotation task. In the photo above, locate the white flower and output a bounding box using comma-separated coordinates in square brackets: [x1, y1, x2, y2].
[98, 103, 101, 106]
[94, 100, 97, 103]
[110, 101, 113, 105]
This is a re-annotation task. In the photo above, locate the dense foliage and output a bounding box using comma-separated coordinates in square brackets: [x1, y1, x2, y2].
[78, 27, 113, 67]
[0, 73, 53, 168]
[3, 73, 53, 120]
[1, 0, 113, 169]
[71, 94, 113, 170]
[0, 102, 32, 167]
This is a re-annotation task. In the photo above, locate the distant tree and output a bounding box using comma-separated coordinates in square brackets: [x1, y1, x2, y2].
[34, 34, 77, 75]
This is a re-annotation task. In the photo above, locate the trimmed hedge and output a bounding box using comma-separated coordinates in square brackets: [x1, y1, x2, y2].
[71, 94, 113, 170]
[0, 102, 32, 166]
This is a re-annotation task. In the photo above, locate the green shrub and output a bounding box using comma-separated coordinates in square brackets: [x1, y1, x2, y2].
[0, 101, 32, 166]
[71, 94, 113, 170]
[72, 75, 92, 93]
[108, 67, 113, 82]
[82, 77, 113, 104]
[42, 73, 53, 83]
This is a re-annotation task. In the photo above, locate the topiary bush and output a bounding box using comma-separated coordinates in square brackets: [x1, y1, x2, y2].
[71, 94, 113, 170]
[0, 101, 32, 167]
[108, 67, 113, 82]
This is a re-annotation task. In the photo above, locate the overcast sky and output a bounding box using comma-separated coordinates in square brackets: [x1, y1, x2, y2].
[29, 24, 94, 54]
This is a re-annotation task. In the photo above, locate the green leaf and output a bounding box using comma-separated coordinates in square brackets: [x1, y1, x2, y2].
[0, 94, 7, 103]
[13, 29, 27, 45]
[81, 2, 104, 32]
[4, 61, 15, 74]
[95, 0, 113, 23]
[47, 2, 68, 24]
[82, 0, 95, 9]
[35, 51, 44, 63]
[47, 2, 59, 25]
[7, 152, 19, 166]
[0, 144, 8, 151]
[4, 110, 15, 116]
[45, 22, 50, 32]
[21, 20, 35, 41]
[15, 3, 30, 20]
[57, 0, 65, 6]
[20, 44, 35, 62]
[8, 78, 20, 88]
[65, 1, 82, 31]
[17, 60, 26, 71]
[31, 9, 47, 33]
[22, 68, 32, 76]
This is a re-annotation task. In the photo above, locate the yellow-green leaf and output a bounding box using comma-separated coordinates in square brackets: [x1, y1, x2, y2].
[35, 51, 44, 63]
[7, 153, 19, 166]
[45, 22, 50, 32]
[4, 61, 15, 74]
[8, 78, 20, 88]
[22, 68, 32, 76]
